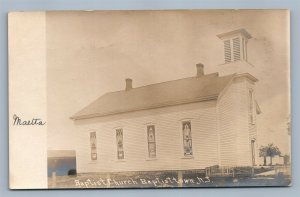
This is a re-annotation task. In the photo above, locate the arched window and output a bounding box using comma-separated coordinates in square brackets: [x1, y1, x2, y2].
[116, 129, 124, 159]
[147, 125, 156, 158]
[90, 132, 97, 161]
[182, 121, 193, 156]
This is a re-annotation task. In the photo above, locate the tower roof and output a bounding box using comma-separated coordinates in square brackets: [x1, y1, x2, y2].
[217, 28, 252, 40]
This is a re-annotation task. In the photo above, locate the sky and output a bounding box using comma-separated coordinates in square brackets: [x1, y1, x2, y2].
[46, 10, 290, 156]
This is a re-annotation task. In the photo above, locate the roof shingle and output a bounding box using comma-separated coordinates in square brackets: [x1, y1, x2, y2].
[71, 73, 235, 120]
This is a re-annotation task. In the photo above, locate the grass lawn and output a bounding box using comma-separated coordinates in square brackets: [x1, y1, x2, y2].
[48, 168, 291, 189]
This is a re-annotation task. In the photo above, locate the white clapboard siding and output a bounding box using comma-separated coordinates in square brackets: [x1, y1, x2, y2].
[246, 79, 259, 165]
[75, 101, 219, 173]
[217, 80, 238, 166]
[217, 77, 255, 166]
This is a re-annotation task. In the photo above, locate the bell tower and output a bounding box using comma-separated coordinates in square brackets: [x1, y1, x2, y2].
[216, 28, 256, 77]
[217, 28, 252, 64]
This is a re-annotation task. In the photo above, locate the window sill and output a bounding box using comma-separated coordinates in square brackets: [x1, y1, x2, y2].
[115, 159, 126, 162]
[145, 158, 157, 161]
[181, 156, 194, 159]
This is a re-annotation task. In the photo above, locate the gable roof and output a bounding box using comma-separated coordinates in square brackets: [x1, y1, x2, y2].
[71, 73, 236, 120]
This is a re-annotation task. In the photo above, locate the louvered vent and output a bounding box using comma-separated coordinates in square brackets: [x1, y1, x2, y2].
[224, 40, 231, 63]
[233, 37, 241, 61]
[217, 28, 252, 64]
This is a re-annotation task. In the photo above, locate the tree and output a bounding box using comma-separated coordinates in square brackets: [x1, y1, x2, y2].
[259, 143, 281, 166]
[266, 143, 281, 165]
[259, 146, 268, 166]
[283, 154, 290, 165]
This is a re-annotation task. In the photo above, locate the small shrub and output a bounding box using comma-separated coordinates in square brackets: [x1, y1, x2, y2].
[68, 169, 77, 176]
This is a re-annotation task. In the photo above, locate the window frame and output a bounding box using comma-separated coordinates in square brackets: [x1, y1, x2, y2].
[116, 128, 124, 160]
[182, 120, 193, 157]
[147, 125, 156, 158]
[89, 131, 97, 161]
[249, 89, 256, 125]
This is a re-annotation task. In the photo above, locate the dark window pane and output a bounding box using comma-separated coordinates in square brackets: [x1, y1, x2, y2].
[147, 125, 156, 158]
[182, 121, 192, 156]
[116, 129, 124, 159]
[90, 132, 97, 160]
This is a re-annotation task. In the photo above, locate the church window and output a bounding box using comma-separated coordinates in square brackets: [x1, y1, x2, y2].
[182, 121, 193, 156]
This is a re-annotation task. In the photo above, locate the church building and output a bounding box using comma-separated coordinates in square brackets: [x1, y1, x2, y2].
[71, 29, 261, 174]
